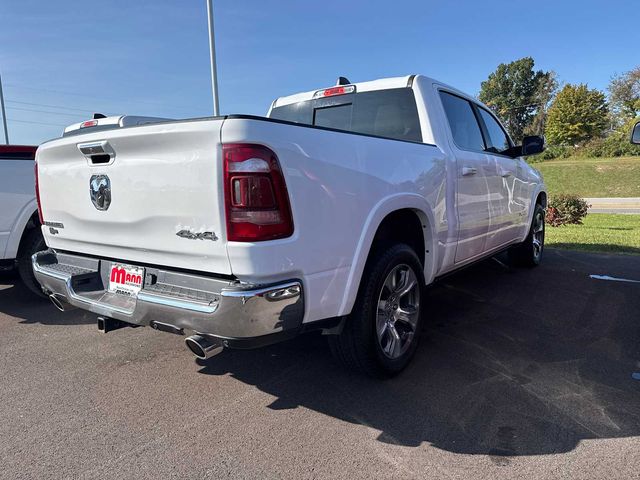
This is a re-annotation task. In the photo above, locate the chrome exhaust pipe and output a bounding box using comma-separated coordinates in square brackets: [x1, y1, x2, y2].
[185, 334, 224, 360]
[49, 294, 75, 312]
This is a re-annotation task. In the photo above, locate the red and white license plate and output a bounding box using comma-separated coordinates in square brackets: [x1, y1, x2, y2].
[108, 263, 144, 297]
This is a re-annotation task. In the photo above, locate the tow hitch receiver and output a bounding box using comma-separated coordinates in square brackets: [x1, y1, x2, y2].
[97, 316, 135, 333]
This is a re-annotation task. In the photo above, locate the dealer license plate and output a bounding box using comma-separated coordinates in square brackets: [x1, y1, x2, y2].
[108, 263, 144, 297]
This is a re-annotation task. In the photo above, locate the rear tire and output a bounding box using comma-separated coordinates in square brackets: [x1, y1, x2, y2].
[508, 203, 545, 268]
[17, 228, 47, 298]
[328, 243, 425, 378]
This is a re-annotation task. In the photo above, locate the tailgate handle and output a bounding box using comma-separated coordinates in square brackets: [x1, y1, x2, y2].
[78, 141, 115, 165]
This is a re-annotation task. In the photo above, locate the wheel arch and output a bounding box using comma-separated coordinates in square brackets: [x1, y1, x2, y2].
[518, 187, 547, 243]
[337, 194, 437, 317]
[536, 190, 548, 209]
[3, 200, 40, 260]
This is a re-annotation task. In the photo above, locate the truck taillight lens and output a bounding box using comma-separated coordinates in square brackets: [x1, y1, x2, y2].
[223, 144, 293, 242]
[35, 162, 44, 224]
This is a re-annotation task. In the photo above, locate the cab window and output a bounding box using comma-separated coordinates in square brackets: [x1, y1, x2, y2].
[477, 107, 511, 154]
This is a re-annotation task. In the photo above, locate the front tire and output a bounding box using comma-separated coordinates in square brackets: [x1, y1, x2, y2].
[17, 228, 47, 298]
[508, 203, 545, 267]
[328, 243, 425, 377]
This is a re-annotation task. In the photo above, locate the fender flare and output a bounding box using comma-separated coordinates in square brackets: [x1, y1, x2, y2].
[337, 193, 438, 316]
[520, 187, 547, 242]
[3, 199, 39, 260]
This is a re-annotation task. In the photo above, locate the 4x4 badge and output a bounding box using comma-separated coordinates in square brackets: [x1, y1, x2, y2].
[176, 229, 218, 241]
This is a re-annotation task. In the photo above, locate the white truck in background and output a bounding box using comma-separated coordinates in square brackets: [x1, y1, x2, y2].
[0, 145, 46, 296]
[33, 75, 547, 377]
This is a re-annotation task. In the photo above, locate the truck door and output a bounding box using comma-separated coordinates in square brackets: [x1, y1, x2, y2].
[439, 91, 492, 263]
[474, 106, 523, 249]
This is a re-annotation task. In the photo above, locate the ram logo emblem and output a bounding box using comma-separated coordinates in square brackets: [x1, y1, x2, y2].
[89, 174, 111, 211]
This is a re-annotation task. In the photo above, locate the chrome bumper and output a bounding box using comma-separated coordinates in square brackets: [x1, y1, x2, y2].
[32, 250, 304, 339]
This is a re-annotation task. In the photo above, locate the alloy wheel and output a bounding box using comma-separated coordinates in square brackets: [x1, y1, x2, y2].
[376, 264, 420, 359]
[532, 210, 545, 260]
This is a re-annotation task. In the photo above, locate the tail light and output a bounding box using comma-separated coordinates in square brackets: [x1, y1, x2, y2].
[223, 144, 293, 242]
[35, 162, 44, 224]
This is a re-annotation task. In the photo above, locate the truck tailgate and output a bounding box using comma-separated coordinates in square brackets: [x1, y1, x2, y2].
[36, 118, 231, 274]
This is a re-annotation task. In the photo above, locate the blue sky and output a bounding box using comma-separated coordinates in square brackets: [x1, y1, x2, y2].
[1, 0, 636, 145]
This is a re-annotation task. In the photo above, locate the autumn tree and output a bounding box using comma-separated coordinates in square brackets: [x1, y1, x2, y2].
[608, 66, 640, 122]
[545, 84, 608, 146]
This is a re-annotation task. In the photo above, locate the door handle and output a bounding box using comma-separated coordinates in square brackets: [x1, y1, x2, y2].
[500, 169, 513, 178]
[461, 167, 477, 176]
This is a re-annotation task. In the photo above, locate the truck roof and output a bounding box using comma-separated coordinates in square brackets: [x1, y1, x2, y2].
[270, 74, 474, 110]
[272, 75, 416, 108]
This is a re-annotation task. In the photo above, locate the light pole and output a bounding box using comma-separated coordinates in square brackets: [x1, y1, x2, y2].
[0, 72, 9, 144]
[206, 0, 220, 116]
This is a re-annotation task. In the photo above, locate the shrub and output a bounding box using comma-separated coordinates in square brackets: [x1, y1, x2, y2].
[573, 137, 606, 158]
[563, 116, 640, 158]
[600, 117, 640, 157]
[532, 116, 640, 161]
[546, 194, 589, 227]
[528, 145, 571, 162]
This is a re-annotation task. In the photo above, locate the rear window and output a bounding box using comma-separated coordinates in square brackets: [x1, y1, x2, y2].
[269, 88, 422, 143]
[314, 104, 352, 130]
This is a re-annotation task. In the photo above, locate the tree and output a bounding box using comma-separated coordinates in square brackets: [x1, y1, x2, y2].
[608, 66, 640, 122]
[545, 84, 608, 146]
[525, 71, 558, 137]
[479, 57, 555, 141]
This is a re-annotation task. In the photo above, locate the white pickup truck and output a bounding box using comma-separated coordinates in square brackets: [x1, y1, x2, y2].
[33, 75, 547, 376]
[0, 145, 46, 296]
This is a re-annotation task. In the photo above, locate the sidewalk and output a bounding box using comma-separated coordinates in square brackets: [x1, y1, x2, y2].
[583, 197, 640, 214]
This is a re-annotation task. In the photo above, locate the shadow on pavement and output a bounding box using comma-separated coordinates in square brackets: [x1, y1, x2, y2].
[196, 250, 640, 458]
[0, 271, 93, 325]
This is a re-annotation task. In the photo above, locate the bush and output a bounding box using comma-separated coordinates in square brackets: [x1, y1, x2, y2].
[530, 145, 572, 161]
[574, 135, 640, 158]
[530, 117, 640, 161]
[573, 137, 606, 157]
[546, 194, 589, 227]
[601, 117, 640, 156]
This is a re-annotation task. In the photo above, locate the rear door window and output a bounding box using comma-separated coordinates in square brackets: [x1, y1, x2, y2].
[439, 91, 485, 152]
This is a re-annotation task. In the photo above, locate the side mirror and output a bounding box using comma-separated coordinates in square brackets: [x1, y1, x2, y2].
[521, 135, 545, 156]
[631, 122, 640, 145]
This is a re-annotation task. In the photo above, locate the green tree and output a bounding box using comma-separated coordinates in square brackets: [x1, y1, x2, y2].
[608, 66, 640, 122]
[479, 57, 555, 141]
[545, 84, 609, 146]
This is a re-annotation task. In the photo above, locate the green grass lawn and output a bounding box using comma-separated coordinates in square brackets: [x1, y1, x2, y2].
[534, 156, 640, 197]
[546, 213, 640, 255]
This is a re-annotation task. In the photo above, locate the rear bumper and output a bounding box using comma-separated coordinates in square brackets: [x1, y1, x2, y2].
[33, 250, 304, 341]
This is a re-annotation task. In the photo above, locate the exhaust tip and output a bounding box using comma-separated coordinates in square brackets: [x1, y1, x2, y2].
[185, 334, 223, 360]
[49, 294, 66, 312]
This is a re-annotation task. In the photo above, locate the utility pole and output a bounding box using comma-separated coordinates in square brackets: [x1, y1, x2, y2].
[206, 0, 220, 116]
[0, 72, 9, 144]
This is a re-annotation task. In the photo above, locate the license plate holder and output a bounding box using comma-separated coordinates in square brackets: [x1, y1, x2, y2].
[108, 263, 145, 298]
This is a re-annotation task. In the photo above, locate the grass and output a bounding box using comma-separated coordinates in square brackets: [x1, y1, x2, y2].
[534, 156, 640, 197]
[545, 213, 640, 255]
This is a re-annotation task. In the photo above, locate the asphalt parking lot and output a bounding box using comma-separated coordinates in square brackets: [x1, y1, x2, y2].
[1, 249, 639, 479]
